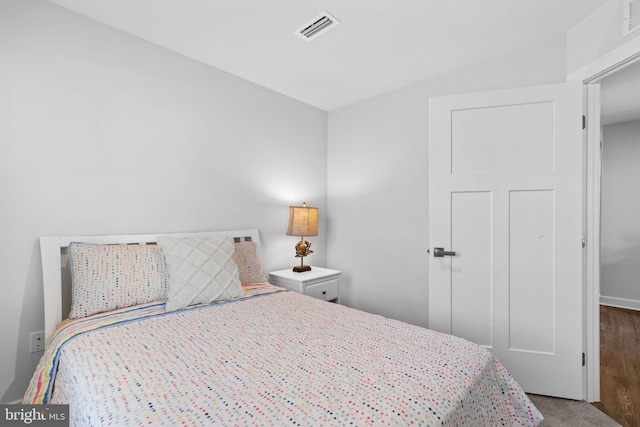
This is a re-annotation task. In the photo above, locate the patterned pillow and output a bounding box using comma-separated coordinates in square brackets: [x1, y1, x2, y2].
[69, 243, 169, 318]
[158, 236, 244, 311]
[232, 241, 268, 284]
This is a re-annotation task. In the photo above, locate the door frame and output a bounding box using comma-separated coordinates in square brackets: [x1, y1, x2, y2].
[567, 35, 640, 403]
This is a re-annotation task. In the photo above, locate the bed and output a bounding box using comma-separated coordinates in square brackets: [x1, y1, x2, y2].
[24, 229, 543, 426]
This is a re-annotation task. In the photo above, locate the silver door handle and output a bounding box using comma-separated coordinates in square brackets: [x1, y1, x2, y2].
[433, 247, 456, 257]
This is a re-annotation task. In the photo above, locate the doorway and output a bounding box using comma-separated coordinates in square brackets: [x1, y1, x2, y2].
[593, 62, 640, 424]
[568, 33, 640, 403]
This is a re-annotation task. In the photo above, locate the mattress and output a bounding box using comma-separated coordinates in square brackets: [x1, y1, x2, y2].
[25, 284, 542, 426]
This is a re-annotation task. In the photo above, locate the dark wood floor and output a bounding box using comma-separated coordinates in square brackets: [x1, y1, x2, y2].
[592, 305, 640, 427]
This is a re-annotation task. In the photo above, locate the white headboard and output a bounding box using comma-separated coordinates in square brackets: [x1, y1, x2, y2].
[40, 229, 261, 346]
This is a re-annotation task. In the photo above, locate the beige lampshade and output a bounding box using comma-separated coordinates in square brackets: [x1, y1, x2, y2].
[287, 203, 318, 237]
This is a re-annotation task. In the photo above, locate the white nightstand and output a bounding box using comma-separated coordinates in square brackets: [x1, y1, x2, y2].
[269, 267, 342, 303]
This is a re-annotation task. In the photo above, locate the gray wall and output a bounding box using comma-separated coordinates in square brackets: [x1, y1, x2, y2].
[0, 0, 327, 403]
[327, 34, 568, 328]
[601, 119, 640, 309]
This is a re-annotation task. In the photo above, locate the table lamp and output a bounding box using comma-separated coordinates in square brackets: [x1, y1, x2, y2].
[287, 202, 318, 272]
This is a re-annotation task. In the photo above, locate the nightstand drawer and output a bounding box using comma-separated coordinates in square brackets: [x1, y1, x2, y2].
[269, 267, 342, 303]
[306, 279, 339, 302]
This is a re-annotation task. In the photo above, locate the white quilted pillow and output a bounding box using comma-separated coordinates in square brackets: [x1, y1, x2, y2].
[157, 236, 244, 311]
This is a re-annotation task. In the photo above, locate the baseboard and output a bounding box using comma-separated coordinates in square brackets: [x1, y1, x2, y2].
[600, 295, 640, 311]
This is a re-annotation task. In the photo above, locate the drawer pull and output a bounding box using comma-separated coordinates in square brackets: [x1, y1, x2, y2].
[322, 291, 326, 295]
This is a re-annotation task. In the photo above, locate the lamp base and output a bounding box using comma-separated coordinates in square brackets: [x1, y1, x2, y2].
[292, 265, 311, 273]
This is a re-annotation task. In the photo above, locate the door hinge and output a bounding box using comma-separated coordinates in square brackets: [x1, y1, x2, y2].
[582, 352, 586, 367]
[582, 234, 586, 248]
[582, 115, 586, 130]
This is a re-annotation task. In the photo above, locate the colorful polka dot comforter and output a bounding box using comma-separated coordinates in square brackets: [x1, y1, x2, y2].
[24, 284, 542, 426]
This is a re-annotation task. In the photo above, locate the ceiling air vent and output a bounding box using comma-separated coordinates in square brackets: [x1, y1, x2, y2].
[295, 11, 340, 41]
[623, 0, 640, 36]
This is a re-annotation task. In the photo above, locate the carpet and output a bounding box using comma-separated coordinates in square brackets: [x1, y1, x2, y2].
[528, 394, 621, 426]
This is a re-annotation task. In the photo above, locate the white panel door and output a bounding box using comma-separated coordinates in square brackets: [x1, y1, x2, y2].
[428, 83, 583, 399]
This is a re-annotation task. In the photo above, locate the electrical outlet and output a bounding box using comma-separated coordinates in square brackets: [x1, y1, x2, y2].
[30, 331, 45, 353]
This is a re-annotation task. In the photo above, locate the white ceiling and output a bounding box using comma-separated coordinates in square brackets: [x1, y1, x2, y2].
[48, 0, 609, 111]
